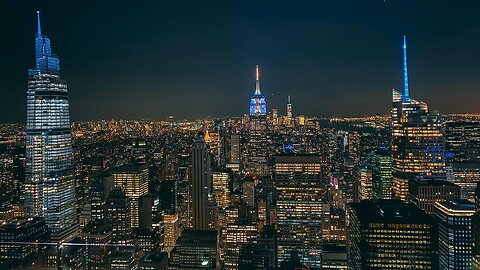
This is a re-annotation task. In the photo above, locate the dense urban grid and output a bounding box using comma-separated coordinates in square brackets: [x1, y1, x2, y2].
[0, 10, 479, 270]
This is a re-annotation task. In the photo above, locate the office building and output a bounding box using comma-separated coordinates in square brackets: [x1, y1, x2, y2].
[445, 121, 480, 162]
[167, 230, 217, 270]
[245, 65, 268, 176]
[81, 220, 112, 269]
[106, 188, 132, 245]
[221, 204, 258, 270]
[160, 180, 177, 214]
[474, 183, 480, 269]
[358, 164, 372, 201]
[112, 163, 149, 228]
[163, 213, 179, 253]
[391, 37, 446, 201]
[90, 174, 114, 221]
[348, 200, 438, 269]
[0, 217, 50, 267]
[371, 148, 393, 200]
[450, 162, 480, 201]
[212, 172, 230, 209]
[408, 179, 460, 215]
[274, 154, 324, 268]
[191, 136, 213, 230]
[111, 251, 138, 270]
[25, 11, 77, 242]
[433, 200, 476, 270]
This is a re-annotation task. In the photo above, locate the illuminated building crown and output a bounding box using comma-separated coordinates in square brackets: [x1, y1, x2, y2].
[249, 65, 267, 116]
[30, 11, 60, 76]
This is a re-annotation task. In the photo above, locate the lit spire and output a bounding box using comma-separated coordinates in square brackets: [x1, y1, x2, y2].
[402, 36, 410, 102]
[36, 11, 41, 36]
[255, 65, 261, 95]
[288, 95, 291, 104]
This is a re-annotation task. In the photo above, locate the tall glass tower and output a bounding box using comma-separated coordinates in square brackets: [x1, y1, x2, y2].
[25, 11, 77, 241]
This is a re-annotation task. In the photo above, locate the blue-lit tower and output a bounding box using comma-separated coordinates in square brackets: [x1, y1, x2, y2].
[249, 65, 267, 116]
[25, 11, 78, 242]
[391, 36, 447, 201]
[245, 65, 269, 176]
[401, 36, 410, 102]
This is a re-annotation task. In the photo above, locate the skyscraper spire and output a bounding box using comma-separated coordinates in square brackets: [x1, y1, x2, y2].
[36, 11, 41, 36]
[255, 65, 261, 95]
[402, 36, 411, 102]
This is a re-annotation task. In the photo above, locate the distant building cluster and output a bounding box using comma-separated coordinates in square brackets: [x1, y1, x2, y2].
[0, 11, 479, 270]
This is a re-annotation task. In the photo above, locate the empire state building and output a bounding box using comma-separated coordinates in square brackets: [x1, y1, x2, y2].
[245, 65, 269, 176]
[25, 11, 77, 241]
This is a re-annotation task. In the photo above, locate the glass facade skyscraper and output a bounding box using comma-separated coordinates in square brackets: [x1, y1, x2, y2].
[391, 37, 447, 201]
[24, 11, 77, 241]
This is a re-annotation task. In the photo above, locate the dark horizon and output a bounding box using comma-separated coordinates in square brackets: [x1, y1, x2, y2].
[1, 0, 480, 122]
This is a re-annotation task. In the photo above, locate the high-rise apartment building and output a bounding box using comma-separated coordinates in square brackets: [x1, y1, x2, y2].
[25, 11, 77, 242]
[274, 154, 324, 268]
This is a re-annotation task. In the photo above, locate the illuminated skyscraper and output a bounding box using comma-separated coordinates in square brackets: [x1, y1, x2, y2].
[445, 121, 480, 162]
[358, 164, 372, 201]
[371, 148, 393, 200]
[25, 11, 77, 242]
[473, 183, 480, 269]
[409, 179, 460, 215]
[191, 136, 213, 230]
[249, 65, 267, 117]
[348, 200, 438, 270]
[221, 204, 258, 270]
[212, 172, 230, 209]
[273, 155, 324, 268]
[106, 188, 131, 245]
[245, 66, 269, 176]
[286, 95, 292, 126]
[167, 230, 217, 270]
[391, 37, 446, 201]
[112, 163, 149, 228]
[434, 200, 476, 270]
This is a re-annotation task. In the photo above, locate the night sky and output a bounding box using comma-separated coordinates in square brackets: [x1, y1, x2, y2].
[1, 0, 480, 122]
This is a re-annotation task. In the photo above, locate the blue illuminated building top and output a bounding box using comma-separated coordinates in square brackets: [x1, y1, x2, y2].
[30, 11, 60, 76]
[249, 65, 267, 116]
[401, 36, 411, 102]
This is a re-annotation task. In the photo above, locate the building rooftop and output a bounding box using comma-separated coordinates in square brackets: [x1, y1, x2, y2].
[176, 229, 217, 245]
[435, 199, 476, 213]
[411, 179, 459, 187]
[349, 200, 433, 225]
[274, 154, 321, 163]
[0, 216, 45, 230]
[112, 163, 148, 173]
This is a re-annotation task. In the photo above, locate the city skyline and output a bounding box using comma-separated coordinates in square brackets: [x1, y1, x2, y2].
[1, 1, 480, 122]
